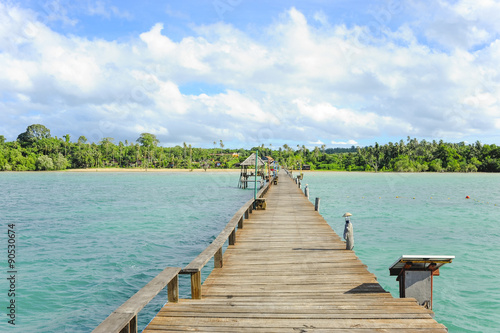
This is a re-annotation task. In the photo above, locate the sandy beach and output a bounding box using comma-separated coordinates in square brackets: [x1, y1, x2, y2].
[63, 168, 241, 173]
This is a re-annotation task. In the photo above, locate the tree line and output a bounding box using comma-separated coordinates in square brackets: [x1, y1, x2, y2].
[1, 125, 499, 172]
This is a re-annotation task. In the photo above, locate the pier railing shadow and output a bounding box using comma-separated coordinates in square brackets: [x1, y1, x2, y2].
[92, 176, 274, 333]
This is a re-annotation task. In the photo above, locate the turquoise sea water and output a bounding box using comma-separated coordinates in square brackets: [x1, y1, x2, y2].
[0, 171, 499, 332]
[0, 171, 253, 332]
[302, 172, 500, 333]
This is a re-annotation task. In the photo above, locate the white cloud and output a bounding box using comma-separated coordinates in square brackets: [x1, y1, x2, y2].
[154, 80, 189, 114]
[409, 0, 500, 51]
[1, 3, 500, 146]
[140, 23, 177, 58]
[331, 140, 358, 146]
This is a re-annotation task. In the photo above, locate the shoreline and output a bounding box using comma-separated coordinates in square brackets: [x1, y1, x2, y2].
[1, 168, 493, 174]
[63, 168, 241, 173]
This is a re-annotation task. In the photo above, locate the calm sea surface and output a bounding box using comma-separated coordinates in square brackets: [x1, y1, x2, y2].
[303, 172, 500, 333]
[0, 171, 499, 332]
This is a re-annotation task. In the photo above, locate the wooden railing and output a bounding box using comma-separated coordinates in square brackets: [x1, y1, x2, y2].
[180, 176, 274, 299]
[93, 177, 274, 332]
[92, 267, 181, 333]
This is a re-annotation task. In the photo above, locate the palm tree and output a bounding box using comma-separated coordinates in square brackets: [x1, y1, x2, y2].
[189, 144, 192, 169]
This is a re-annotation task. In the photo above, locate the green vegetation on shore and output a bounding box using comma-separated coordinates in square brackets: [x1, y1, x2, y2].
[1, 125, 500, 172]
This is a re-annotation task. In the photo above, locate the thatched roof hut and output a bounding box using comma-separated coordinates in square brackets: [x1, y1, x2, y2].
[240, 153, 265, 166]
[238, 153, 266, 189]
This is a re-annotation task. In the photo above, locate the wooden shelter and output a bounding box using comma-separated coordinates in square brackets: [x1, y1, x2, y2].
[238, 153, 266, 189]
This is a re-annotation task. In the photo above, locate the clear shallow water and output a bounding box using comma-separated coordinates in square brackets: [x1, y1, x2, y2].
[302, 172, 500, 333]
[1, 172, 499, 332]
[0, 171, 253, 332]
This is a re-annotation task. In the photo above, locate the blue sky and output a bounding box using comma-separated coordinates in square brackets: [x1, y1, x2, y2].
[1, 0, 500, 148]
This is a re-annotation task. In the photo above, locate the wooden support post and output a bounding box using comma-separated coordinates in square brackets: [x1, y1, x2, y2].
[315, 197, 320, 212]
[119, 316, 137, 333]
[229, 228, 236, 245]
[191, 271, 202, 299]
[304, 186, 309, 199]
[249, 205, 253, 214]
[130, 316, 138, 333]
[244, 209, 249, 219]
[238, 216, 244, 229]
[167, 274, 179, 303]
[214, 247, 223, 268]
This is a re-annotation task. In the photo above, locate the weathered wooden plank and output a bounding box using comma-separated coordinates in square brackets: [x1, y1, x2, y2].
[156, 311, 434, 320]
[168, 297, 428, 306]
[144, 327, 446, 333]
[147, 317, 447, 329]
[160, 306, 434, 315]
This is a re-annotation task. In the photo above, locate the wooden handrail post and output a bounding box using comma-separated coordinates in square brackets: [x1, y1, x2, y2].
[131, 316, 138, 333]
[119, 316, 137, 333]
[244, 209, 249, 219]
[214, 247, 223, 268]
[238, 216, 244, 229]
[191, 271, 202, 299]
[167, 274, 179, 303]
[315, 197, 320, 212]
[229, 228, 236, 245]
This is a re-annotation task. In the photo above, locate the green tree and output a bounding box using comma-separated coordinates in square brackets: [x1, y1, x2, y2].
[17, 124, 51, 145]
[53, 153, 69, 170]
[137, 133, 159, 168]
[137, 133, 159, 147]
[37, 155, 54, 170]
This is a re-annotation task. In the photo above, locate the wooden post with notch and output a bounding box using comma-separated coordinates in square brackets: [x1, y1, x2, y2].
[119, 316, 137, 333]
[191, 271, 202, 299]
[214, 247, 223, 268]
[229, 228, 236, 245]
[167, 274, 178, 303]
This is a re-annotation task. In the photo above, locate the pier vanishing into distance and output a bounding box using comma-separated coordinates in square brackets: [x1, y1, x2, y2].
[94, 170, 448, 332]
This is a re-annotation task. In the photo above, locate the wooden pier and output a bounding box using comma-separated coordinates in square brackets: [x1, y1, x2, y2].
[94, 170, 448, 332]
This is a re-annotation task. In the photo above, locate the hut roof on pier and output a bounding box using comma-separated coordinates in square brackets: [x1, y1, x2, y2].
[240, 153, 265, 166]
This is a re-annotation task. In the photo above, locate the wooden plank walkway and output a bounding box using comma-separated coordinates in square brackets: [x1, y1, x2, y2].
[143, 171, 448, 332]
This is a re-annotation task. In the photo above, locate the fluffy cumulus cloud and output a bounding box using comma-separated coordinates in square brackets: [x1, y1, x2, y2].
[1, 2, 500, 147]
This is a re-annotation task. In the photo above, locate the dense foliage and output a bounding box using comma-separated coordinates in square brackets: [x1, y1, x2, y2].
[1, 126, 500, 172]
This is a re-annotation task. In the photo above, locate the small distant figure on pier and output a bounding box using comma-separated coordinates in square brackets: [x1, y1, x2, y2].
[343, 212, 354, 250]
